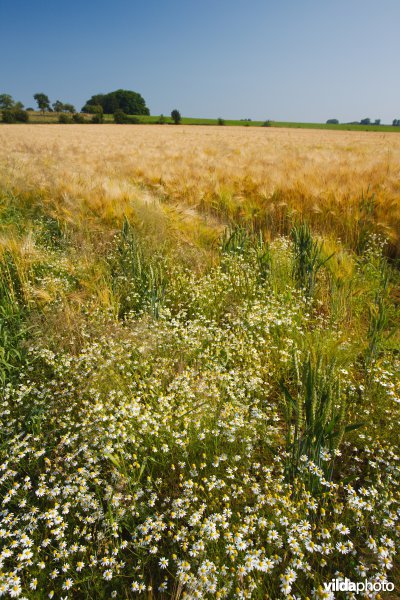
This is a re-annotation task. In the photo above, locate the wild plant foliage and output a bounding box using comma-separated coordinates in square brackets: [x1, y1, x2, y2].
[290, 222, 333, 296]
[109, 218, 167, 318]
[0, 251, 26, 385]
[281, 353, 363, 489]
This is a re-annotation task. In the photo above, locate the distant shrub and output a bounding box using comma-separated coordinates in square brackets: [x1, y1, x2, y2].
[326, 119, 339, 125]
[2, 108, 29, 123]
[263, 120, 272, 127]
[217, 118, 225, 126]
[114, 110, 139, 124]
[84, 105, 104, 123]
[72, 113, 85, 124]
[59, 113, 72, 124]
[114, 110, 128, 124]
[15, 109, 29, 122]
[2, 110, 16, 123]
[157, 114, 166, 124]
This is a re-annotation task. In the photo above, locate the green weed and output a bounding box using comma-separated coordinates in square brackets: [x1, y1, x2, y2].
[281, 352, 363, 490]
[109, 217, 167, 319]
[0, 251, 26, 385]
[291, 222, 333, 297]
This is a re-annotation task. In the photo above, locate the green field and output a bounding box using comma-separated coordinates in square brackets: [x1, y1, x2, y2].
[271, 120, 400, 132]
[105, 114, 400, 132]
[3, 111, 400, 132]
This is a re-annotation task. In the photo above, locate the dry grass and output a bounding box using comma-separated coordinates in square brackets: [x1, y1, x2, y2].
[0, 124, 400, 255]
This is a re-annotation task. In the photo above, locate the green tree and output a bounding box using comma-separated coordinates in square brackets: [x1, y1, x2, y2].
[63, 103, 76, 114]
[81, 94, 105, 112]
[52, 100, 64, 112]
[82, 90, 149, 115]
[0, 94, 15, 110]
[34, 93, 51, 114]
[171, 109, 181, 124]
[82, 104, 102, 115]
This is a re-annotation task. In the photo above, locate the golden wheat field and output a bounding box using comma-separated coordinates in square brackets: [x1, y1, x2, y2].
[1, 124, 400, 254]
[0, 124, 399, 599]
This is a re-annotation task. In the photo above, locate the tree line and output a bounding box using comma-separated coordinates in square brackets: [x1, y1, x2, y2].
[0, 90, 185, 125]
[327, 117, 400, 126]
[2, 91, 399, 127]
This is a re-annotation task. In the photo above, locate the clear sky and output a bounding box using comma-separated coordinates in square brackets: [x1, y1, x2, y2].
[1, 0, 399, 123]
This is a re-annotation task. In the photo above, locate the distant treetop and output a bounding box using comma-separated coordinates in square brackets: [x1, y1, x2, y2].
[171, 109, 181, 124]
[34, 93, 51, 113]
[0, 94, 15, 110]
[82, 89, 150, 115]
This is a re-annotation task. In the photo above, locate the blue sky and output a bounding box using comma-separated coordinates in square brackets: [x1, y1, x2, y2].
[1, 0, 399, 122]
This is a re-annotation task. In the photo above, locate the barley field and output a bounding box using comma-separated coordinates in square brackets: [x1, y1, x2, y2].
[0, 124, 399, 599]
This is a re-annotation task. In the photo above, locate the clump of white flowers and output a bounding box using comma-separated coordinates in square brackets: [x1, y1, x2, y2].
[0, 233, 398, 598]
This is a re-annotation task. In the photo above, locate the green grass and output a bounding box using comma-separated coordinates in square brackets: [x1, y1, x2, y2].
[106, 114, 400, 131]
[271, 120, 400, 132]
[3, 111, 400, 131]
[102, 113, 265, 126]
